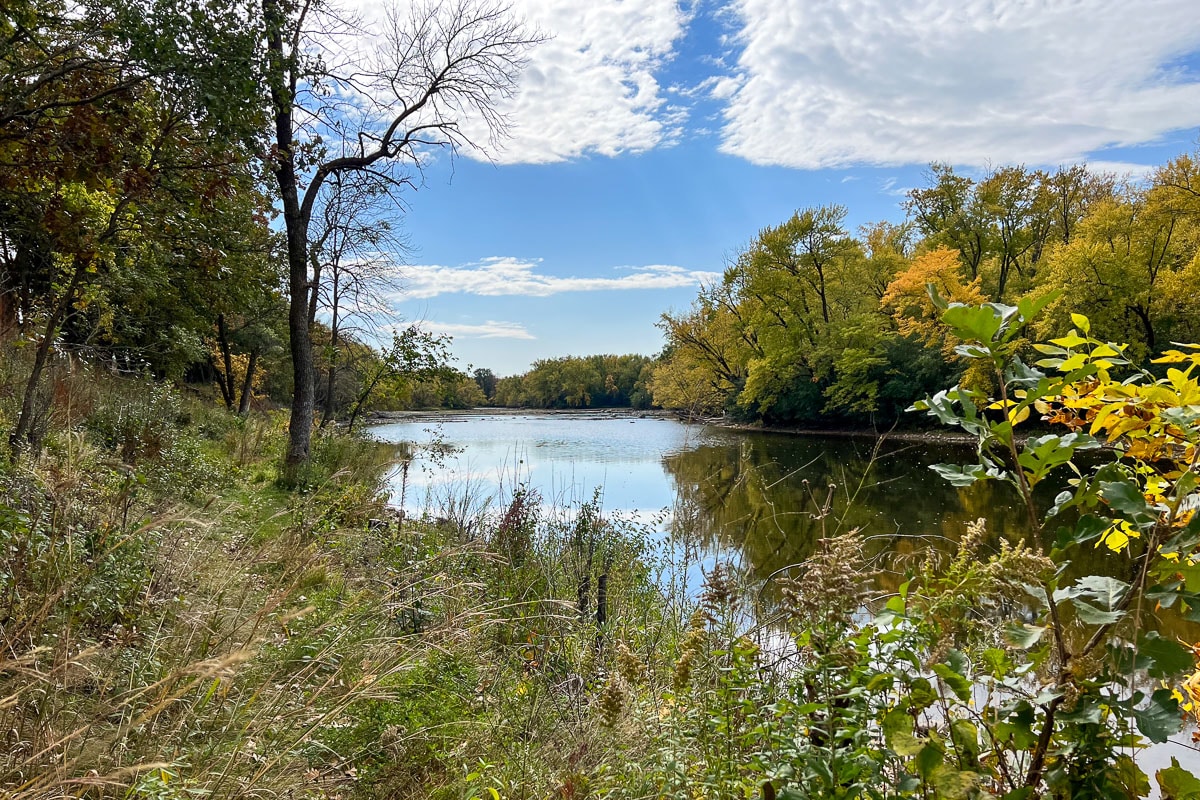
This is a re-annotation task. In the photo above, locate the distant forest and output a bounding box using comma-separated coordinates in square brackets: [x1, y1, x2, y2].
[487, 159, 1200, 426]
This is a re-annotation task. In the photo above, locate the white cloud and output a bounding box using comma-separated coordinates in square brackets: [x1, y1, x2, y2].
[395, 257, 720, 299]
[422, 320, 537, 340]
[335, 0, 689, 165]
[718, 0, 1200, 168]
[1084, 161, 1160, 181]
[470, 0, 690, 163]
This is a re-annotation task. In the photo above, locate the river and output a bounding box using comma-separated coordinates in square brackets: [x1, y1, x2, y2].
[371, 411, 1195, 633]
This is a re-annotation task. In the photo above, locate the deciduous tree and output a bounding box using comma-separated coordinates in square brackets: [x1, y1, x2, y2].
[259, 0, 540, 475]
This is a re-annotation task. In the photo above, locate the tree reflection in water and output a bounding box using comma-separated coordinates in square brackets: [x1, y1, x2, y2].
[662, 428, 1198, 642]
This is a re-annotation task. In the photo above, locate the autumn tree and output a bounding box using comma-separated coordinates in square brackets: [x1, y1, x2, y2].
[1035, 180, 1200, 358]
[0, 0, 265, 452]
[651, 279, 755, 417]
[734, 206, 890, 420]
[260, 0, 540, 476]
[905, 163, 989, 280]
[906, 164, 1113, 302]
[882, 246, 987, 355]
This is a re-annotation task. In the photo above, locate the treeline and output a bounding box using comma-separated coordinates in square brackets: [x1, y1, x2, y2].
[649, 159, 1200, 425]
[473, 354, 655, 409]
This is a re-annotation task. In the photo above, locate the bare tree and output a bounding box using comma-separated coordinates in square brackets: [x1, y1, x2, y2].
[307, 171, 405, 427]
[261, 0, 541, 476]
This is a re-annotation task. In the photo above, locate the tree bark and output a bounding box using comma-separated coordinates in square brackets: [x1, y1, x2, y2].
[319, 290, 339, 428]
[264, 0, 315, 476]
[215, 313, 236, 409]
[9, 255, 86, 456]
[237, 349, 258, 415]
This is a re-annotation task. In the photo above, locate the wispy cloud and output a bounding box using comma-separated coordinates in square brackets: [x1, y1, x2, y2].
[422, 320, 537, 340]
[395, 257, 721, 299]
[1084, 161, 1160, 181]
[717, 0, 1200, 168]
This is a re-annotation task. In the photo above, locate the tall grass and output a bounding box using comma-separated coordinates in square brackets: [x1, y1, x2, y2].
[0, 364, 688, 798]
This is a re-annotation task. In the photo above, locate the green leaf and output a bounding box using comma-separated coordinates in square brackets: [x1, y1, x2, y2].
[1054, 575, 1129, 608]
[1071, 601, 1124, 625]
[915, 742, 945, 779]
[1074, 574, 1131, 607]
[1157, 757, 1200, 800]
[1004, 622, 1047, 649]
[883, 707, 924, 757]
[931, 663, 972, 701]
[1113, 755, 1151, 799]
[1018, 289, 1061, 326]
[907, 677, 938, 711]
[1099, 479, 1159, 527]
[930, 462, 987, 487]
[1054, 515, 1109, 550]
[927, 282, 949, 311]
[1058, 698, 1102, 725]
[1134, 689, 1183, 744]
[949, 718, 981, 764]
[1137, 632, 1194, 679]
[942, 304, 1004, 344]
[1000, 790, 1036, 800]
[933, 765, 980, 800]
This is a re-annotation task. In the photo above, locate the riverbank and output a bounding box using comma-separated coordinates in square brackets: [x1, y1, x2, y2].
[367, 407, 983, 445]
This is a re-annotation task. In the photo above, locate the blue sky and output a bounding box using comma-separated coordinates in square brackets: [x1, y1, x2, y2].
[348, 0, 1200, 376]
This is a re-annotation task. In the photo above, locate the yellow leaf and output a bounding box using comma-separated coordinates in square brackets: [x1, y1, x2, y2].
[1071, 313, 1091, 334]
[1090, 403, 1119, 434]
[1008, 405, 1031, 426]
[1051, 334, 1088, 348]
[1060, 353, 1088, 371]
[1098, 520, 1139, 552]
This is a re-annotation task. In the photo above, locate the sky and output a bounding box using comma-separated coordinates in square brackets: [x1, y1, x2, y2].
[342, 0, 1200, 376]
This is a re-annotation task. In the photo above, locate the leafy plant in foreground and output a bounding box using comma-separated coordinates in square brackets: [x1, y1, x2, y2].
[909, 297, 1200, 797]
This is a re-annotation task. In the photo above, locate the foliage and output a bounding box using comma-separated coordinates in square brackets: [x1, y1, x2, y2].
[882, 246, 988, 355]
[491, 354, 655, 410]
[593, 304, 1200, 800]
[908, 301, 1200, 795]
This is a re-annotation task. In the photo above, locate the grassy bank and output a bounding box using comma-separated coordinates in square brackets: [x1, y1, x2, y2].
[0, 362, 690, 798]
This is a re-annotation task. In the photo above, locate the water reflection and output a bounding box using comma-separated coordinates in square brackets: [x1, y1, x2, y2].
[373, 413, 1198, 641]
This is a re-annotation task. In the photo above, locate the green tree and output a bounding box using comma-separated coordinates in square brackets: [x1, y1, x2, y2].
[734, 206, 890, 421]
[472, 367, 498, 402]
[258, 0, 540, 475]
[1035, 183, 1200, 358]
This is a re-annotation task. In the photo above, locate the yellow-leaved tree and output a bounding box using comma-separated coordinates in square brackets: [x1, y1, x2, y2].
[881, 246, 987, 356]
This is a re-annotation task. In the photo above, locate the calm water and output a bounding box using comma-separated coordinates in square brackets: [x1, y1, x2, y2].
[371, 411, 1194, 637]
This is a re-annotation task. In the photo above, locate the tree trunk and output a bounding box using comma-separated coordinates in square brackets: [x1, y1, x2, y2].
[319, 302, 339, 428]
[237, 349, 258, 415]
[9, 256, 86, 456]
[282, 198, 315, 472]
[265, 0, 315, 476]
[215, 313, 235, 409]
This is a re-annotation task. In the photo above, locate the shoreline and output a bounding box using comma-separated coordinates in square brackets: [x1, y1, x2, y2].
[364, 407, 980, 444]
